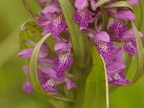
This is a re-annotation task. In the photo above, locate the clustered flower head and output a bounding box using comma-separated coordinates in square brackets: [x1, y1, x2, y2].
[18, 0, 143, 94]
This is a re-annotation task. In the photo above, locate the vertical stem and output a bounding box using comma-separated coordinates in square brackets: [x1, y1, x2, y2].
[73, 68, 90, 108]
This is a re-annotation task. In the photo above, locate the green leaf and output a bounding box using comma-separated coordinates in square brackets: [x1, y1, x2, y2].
[128, 22, 144, 84]
[83, 43, 109, 108]
[58, 0, 90, 68]
[22, 0, 39, 24]
[137, 1, 143, 31]
[21, 21, 43, 42]
[123, 54, 133, 74]
[105, 1, 133, 10]
[28, 33, 74, 102]
[94, 0, 110, 9]
[101, 7, 109, 31]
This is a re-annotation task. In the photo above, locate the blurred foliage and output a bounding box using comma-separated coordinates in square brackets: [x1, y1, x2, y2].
[0, 1, 144, 108]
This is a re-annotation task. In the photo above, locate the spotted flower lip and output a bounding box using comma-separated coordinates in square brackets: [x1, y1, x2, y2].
[108, 72, 131, 86]
[43, 67, 76, 90]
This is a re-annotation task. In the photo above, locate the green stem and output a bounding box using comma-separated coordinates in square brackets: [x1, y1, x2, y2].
[74, 67, 90, 108]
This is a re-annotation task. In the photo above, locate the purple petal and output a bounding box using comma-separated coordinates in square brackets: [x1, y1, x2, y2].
[115, 9, 135, 21]
[23, 81, 34, 93]
[97, 42, 113, 62]
[107, 62, 126, 74]
[17, 48, 33, 59]
[65, 78, 76, 90]
[53, 56, 73, 78]
[94, 31, 110, 43]
[42, 79, 57, 92]
[43, 4, 61, 15]
[109, 20, 127, 39]
[90, 0, 96, 10]
[23, 66, 29, 75]
[80, 27, 95, 38]
[124, 40, 137, 54]
[39, 43, 49, 58]
[74, 0, 88, 10]
[109, 72, 131, 86]
[74, 9, 94, 27]
[54, 42, 71, 53]
[121, 29, 143, 41]
[43, 15, 66, 38]
[127, 0, 140, 5]
[112, 47, 124, 62]
[43, 67, 58, 79]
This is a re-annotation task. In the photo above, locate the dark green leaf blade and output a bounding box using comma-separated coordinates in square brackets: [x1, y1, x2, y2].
[58, 0, 90, 68]
[129, 22, 144, 84]
[83, 43, 109, 108]
[28, 33, 74, 102]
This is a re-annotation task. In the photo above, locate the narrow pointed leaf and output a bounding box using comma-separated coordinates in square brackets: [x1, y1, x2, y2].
[101, 7, 109, 31]
[28, 33, 74, 102]
[94, 0, 110, 9]
[137, 1, 143, 31]
[105, 1, 133, 10]
[58, 0, 90, 68]
[128, 22, 144, 84]
[83, 43, 109, 108]
[22, 0, 39, 24]
[21, 21, 43, 42]
[123, 54, 133, 74]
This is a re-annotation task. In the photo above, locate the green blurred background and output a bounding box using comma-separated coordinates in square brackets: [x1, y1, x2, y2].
[0, 1, 144, 108]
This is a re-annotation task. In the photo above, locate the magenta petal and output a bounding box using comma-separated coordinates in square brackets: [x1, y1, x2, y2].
[54, 42, 71, 53]
[107, 62, 126, 74]
[43, 4, 61, 14]
[42, 79, 57, 92]
[23, 66, 29, 75]
[39, 43, 49, 58]
[65, 78, 76, 90]
[122, 29, 143, 41]
[127, 0, 140, 5]
[124, 41, 137, 54]
[94, 31, 110, 43]
[110, 72, 131, 86]
[80, 27, 95, 38]
[17, 48, 33, 59]
[115, 9, 135, 21]
[112, 47, 124, 62]
[43, 67, 58, 79]
[74, 0, 88, 10]
[23, 81, 34, 93]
